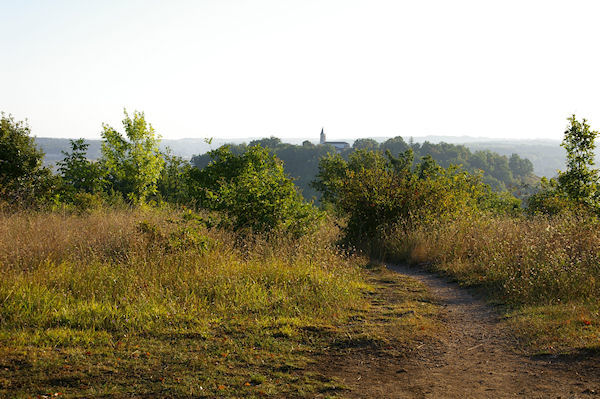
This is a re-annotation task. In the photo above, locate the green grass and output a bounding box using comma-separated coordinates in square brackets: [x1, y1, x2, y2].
[0, 320, 354, 397]
[507, 302, 600, 354]
[0, 208, 371, 397]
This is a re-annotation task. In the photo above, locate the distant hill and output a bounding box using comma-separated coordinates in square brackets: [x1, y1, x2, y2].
[34, 137, 243, 164]
[34, 137, 313, 164]
[34, 135, 575, 179]
[375, 136, 569, 178]
[460, 140, 564, 179]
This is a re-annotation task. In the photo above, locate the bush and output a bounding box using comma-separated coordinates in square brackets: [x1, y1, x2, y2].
[0, 113, 58, 207]
[313, 149, 517, 253]
[101, 110, 164, 203]
[57, 138, 106, 198]
[155, 149, 192, 204]
[188, 145, 321, 236]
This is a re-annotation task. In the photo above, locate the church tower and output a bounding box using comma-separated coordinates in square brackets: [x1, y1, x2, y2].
[320, 128, 326, 144]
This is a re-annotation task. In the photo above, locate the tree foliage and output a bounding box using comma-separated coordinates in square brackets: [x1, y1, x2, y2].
[509, 153, 534, 178]
[313, 148, 519, 251]
[191, 139, 332, 201]
[528, 116, 600, 214]
[352, 138, 379, 151]
[57, 139, 106, 195]
[188, 145, 320, 235]
[156, 149, 192, 204]
[101, 110, 164, 203]
[0, 113, 56, 205]
[557, 115, 599, 205]
[192, 136, 535, 203]
[380, 136, 410, 156]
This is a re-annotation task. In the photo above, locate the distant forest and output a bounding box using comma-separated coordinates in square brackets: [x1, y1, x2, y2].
[190, 136, 537, 201]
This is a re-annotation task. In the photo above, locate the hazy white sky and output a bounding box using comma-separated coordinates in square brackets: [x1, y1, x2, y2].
[2, 0, 600, 141]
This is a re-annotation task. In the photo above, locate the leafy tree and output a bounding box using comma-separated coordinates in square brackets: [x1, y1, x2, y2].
[313, 149, 392, 206]
[380, 136, 409, 157]
[386, 148, 413, 175]
[313, 148, 517, 251]
[311, 152, 349, 204]
[1, 114, 44, 187]
[57, 138, 106, 195]
[509, 153, 534, 178]
[101, 110, 164, 203]
[0, 113, 56, 205]
[156, 148, 192, 203]
[188, 145, 320, 235]
[526, 177, 572, 215]
[192, 139, 332, 202]
[352, 138, 379, 151]
[249, 136, 282, 148]
[557, 115, 599, 205]
[416, 154, 441, 179]
[528, 116, 600, 214]
[347, 149, 388, 172]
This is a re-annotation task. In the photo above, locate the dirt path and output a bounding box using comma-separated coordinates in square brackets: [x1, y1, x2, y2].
[316, 264, 600, 398]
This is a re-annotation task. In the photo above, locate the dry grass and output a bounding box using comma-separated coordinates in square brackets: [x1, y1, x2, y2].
[0, 207, 371, 397]
[384, 214, 600, 353]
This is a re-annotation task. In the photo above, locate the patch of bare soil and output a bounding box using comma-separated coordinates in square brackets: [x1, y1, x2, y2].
[314, 264, 600, 399]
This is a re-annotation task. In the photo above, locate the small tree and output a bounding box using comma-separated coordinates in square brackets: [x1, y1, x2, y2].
[557, 115, 599, 206]
[380, 136, 409, 156]
[156, 148, 192, 204]
[311, 152, 349, 205]
[509, 153, 533, 178]
[57, 138, 105, 195]
[352, 138, 379, 151]
[248, 136, 282, 149]
[313, 147, 517, 252]
[0, 113, 55, 205]
[528, 115, 600, 214]
[101, 110, 164, 203]
[188, 145, 320, 235]
[1, 114, 44, 187]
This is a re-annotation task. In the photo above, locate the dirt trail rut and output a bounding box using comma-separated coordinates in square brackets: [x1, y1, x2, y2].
[386, 264, 600, 398]
[316, 264, 600, 398]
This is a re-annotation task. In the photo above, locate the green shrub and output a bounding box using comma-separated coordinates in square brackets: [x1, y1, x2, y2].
[101, 110, 164, 203]
[0, 113, 58, 207]
[57, 138, 106, 196]
[313, 149, 516, 253]
[188, 145, 321, 236]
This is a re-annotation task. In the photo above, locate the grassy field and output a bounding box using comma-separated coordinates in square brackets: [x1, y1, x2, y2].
[0, 208, 440, 398]
[0, 208, 361, 397]
[9, 204, 595, 395]
[385, 213, 600, 354]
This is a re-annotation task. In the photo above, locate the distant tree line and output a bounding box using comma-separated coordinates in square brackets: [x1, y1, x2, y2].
[191, 135, 536, 201]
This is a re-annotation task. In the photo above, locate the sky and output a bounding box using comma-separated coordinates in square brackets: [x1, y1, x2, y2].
[2, 0, 600, 141]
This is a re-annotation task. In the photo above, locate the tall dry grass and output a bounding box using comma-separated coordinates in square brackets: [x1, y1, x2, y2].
[386, 214, 600, 305]
[0, 208, 366, 345]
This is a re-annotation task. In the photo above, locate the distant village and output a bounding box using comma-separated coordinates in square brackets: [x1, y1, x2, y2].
[319, 128, 349, 152]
